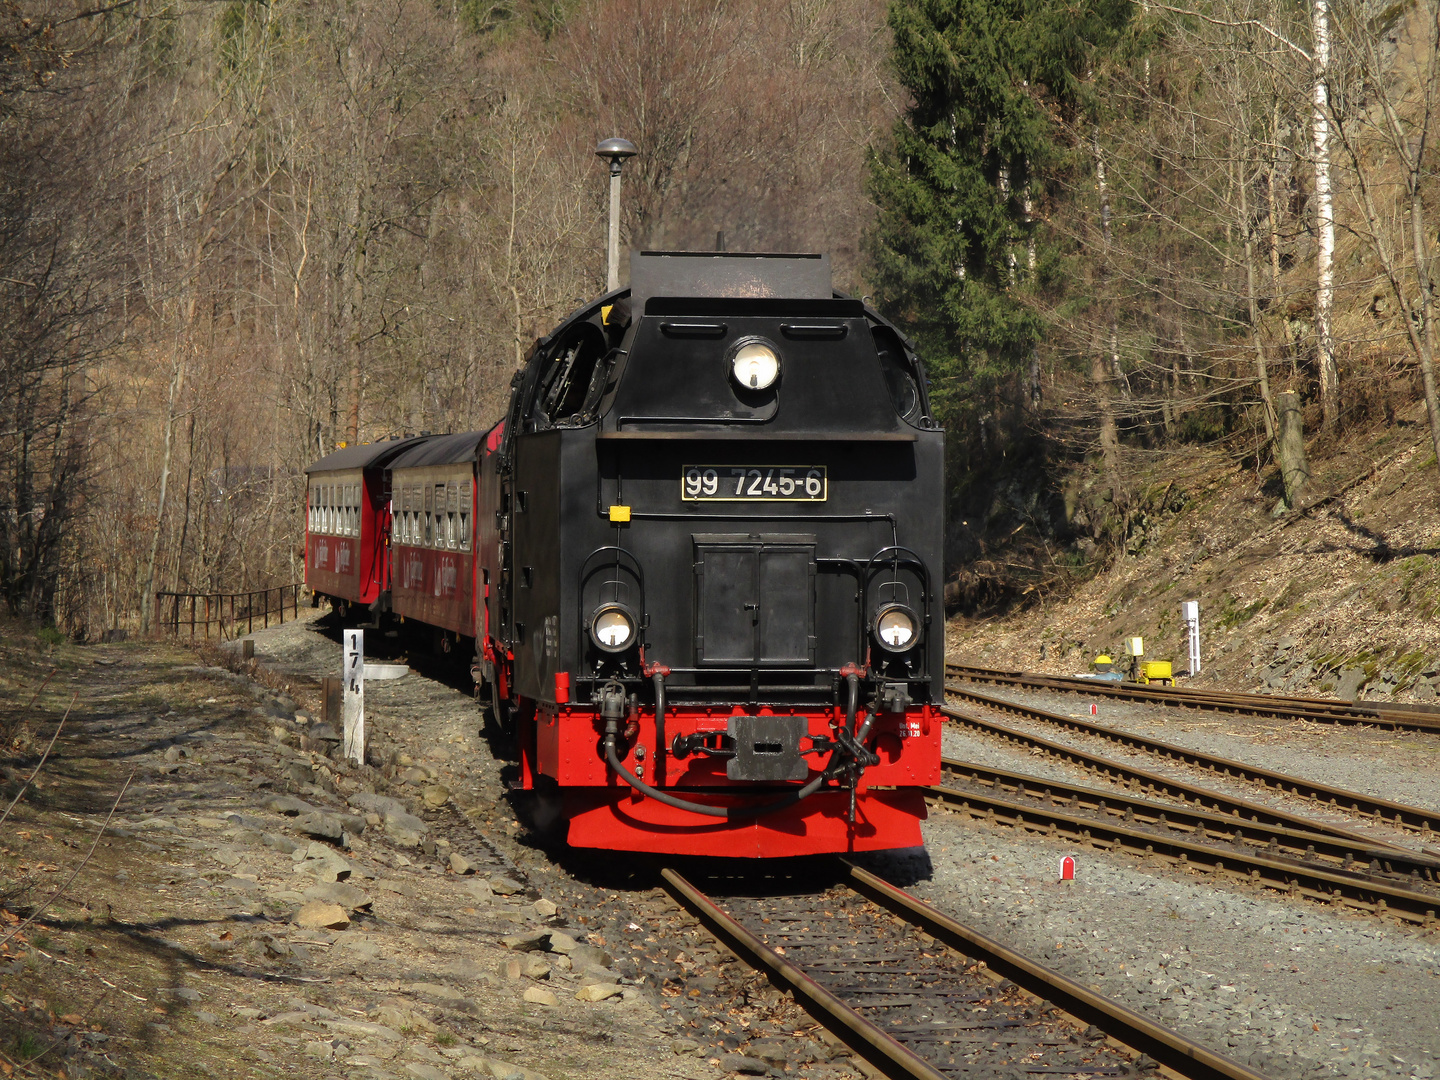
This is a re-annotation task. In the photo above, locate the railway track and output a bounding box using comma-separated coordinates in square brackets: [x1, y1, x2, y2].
[661, 863, 1271, 1080]
[935, 757, 1440, 883]
[927, 760, 1440, 926]
[945, 663, 1440, 734]
[937, 705, 1418, 855]
[942, 686, 1440, 839]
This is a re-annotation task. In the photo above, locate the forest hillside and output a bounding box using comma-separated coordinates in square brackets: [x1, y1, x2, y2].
[949, 393, 1440, 704]
[4, 0, 1440, 643]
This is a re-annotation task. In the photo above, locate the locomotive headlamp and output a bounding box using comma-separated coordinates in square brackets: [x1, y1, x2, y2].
[730, 341, 780, 391]
[873, 603, 918, 652]
[589, 603, 637, 653]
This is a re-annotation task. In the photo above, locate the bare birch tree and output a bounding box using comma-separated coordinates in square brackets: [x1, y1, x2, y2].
[1329, 0, 1440, 475]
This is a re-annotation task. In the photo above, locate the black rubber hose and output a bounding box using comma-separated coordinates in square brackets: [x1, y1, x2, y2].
[603, 724, 840, 820]
[845, 672, 860, 734]
[653, 672, 667, 777]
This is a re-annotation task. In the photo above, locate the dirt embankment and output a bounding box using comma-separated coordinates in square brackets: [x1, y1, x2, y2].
[949, 398, 1440, 703]
[0, 617, 859, 1080]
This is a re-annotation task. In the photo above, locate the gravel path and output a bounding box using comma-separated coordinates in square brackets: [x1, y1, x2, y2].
[862, 814, 1440, 1080]
[246, 612, 867, 1080]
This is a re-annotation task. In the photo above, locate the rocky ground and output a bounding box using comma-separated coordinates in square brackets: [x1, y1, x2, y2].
[0, 617, 866, 1080]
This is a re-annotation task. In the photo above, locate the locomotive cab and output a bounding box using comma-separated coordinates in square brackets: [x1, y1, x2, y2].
[477, 251, 944, 857]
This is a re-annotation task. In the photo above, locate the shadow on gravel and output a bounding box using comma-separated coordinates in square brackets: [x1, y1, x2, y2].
[515, 832, 936, 902]
[846, 846, 935, 888]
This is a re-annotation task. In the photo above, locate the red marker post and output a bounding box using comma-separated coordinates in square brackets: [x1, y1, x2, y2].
[1089, 703, 1098, 716]
[1059, 855, 1076, 881]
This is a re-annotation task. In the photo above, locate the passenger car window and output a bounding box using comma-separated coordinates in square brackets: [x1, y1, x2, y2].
[459, 481, 471, 551]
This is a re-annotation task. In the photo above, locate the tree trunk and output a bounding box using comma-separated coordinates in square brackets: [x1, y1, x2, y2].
[1093, 348, 1122, 505]
[1408, 178, 1440, 474]
[1239, 159, 1277, 445]
[1093, 130, 1122, 504]
[140, 354, 185, 634]
[1276, 391, 1311, 508]
[343, 35, 370, 444]
[1402, 13, 1440, 478]
[1312, 0, 1339, 431]
[345, 206, 366, 443]
[1095, 133, 1128, 399]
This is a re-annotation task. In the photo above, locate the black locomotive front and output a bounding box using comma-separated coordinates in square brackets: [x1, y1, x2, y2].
[476, 252, 944, 857]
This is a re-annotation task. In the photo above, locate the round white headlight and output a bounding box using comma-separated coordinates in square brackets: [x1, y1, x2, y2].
[731, 342, 780, 391]
[590, 604, 636, 652]
[874, 605, 917, 652]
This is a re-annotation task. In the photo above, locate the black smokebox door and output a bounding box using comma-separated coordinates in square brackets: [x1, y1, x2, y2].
[693, 534, 816, 666]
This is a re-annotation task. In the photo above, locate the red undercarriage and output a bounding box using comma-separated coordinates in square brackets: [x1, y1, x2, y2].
[515, 700, 942, 857]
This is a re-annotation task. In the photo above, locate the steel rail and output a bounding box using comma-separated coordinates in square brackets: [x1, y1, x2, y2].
[939, 704, 1423, 856]
[940, 757, 1440, 883]
[945, 685, 1440, 837]
[659, 867, 949, 1080]
[946, 663, 1436, 718]
[662, 866, 1273, 1080]
[920, 783, 1440, 926]
[945, 663, 1440, 734]
[843, 866, 1274, 1080]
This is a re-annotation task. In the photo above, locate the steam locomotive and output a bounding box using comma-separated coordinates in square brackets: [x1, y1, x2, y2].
[305, 251, 944, 857]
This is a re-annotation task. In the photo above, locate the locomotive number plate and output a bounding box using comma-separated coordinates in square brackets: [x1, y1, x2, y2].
[682, 465, 827, 501]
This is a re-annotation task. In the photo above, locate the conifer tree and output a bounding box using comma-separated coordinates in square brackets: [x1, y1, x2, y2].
[868, 0, 1131, 425]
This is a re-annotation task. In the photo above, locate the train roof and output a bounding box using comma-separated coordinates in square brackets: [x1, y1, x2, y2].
[388, 431, 485, 469]
[535, 250, 916, 356]
[304, 435, 430, 475]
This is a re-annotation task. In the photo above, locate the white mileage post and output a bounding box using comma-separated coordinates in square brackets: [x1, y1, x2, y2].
[682, 465, 826, 501]
[342, 629, 364, 766]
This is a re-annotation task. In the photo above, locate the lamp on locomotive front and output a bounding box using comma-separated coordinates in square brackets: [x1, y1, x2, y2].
[595, 137, 638, 292]
[729, 339, 781, 391]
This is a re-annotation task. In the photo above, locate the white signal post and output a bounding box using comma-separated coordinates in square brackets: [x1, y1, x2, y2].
[1181, 601, 1201, 677]
[343, 629, 365, 766]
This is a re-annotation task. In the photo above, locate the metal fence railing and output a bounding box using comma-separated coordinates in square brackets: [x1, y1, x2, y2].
[155, 584, 304, 640]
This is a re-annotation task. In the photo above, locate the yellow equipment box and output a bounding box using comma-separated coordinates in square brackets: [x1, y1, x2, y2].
[1140, 660, 1173, 685]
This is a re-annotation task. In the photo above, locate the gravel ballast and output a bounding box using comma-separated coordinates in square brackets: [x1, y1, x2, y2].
[866, 814, 1440, 1080]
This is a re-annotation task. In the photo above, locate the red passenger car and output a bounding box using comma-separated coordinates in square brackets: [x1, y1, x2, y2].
[387, 432, 483, 649]
[304, 438, 427, 620]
